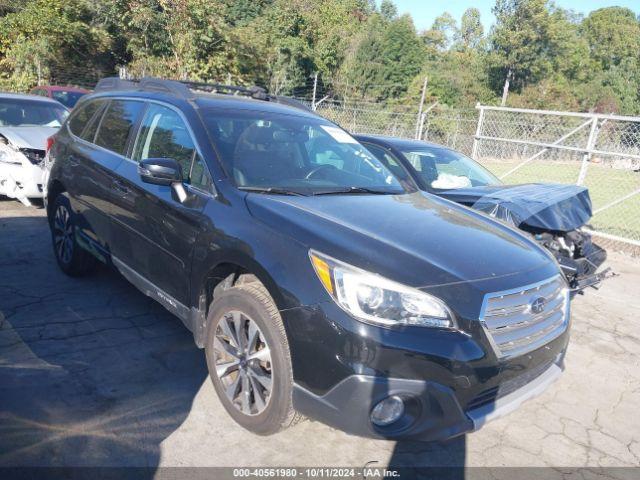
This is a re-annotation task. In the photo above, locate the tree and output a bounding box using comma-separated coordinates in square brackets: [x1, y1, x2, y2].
[340, 13, 424, 100]
[489, 0, 575, 104]
[457, 8, 483, 50]
[581, 7, 640, 70]
[0, 0, 112, 90]
[421, 12, 457, 54]
[380, 0, 397, 21]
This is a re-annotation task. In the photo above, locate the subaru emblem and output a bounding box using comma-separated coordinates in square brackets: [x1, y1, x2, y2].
[531, 297, 546, 314]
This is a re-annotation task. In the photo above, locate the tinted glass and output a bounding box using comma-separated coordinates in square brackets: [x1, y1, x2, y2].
[52, 90, 87, 109]
[95, 100, 144, 155]
[190, 154, 212, 190]
[68, 100, 103, 138]
[0, 98, 68, 127]
[201, 109, 405, 195]
[132, 104, 196, 181]
[399, 146, 501, 189]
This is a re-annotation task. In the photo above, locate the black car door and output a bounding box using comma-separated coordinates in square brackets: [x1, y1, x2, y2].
[110, 101, 211, 308]
[63, 98, 126, 256]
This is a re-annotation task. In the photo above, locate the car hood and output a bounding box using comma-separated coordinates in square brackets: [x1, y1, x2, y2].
[245, 191, 555, 289]
[0, 126, 58, 150]
[436, 183, 592, 232]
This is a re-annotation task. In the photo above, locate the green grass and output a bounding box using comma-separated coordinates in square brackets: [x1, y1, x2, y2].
[481, 160, 640, 242]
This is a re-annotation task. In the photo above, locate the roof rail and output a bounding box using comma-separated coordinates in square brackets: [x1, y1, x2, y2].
[92, 76, 312, 112]
[94, 77, 138, 92]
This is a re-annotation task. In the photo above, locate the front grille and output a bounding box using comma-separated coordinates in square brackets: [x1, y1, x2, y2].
[20, 148, 46, 165]
[480, 275, 569, 359]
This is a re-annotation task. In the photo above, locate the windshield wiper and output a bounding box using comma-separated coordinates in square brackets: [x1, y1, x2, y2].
[312, 186, 399, 196]
[238, 186, 307, 196]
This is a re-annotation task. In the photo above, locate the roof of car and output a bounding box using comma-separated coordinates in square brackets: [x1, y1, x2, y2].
[88, 88, 320, 120]
[35, 85, 91, 93]
[89, 77, 318, 119]
[355, 133, 447, 151]
[0, 92, 67, 105]
[193, 94, 319, 118]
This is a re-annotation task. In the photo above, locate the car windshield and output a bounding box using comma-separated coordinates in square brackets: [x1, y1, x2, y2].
[52, 90, 86, 109]
[0, 98, 69, 127]
[399, 145, 501, 189]
[201, 109, 406, 195]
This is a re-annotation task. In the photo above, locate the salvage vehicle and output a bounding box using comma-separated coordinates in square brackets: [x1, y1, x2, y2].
[0, 93, 68, 206]
[46, 77, 570, 440]
[356, 135, 609, 293]
[30, 85, 90, 109]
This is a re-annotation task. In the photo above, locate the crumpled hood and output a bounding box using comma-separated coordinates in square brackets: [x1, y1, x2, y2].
[0, 126, 58, 150]
[245, 191, 554, 289]
[437, 183, 592, 232]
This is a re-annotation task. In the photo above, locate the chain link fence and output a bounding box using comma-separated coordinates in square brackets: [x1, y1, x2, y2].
[10, 64, 639, 246]
[305, 98, 639, 245]
[468, 106, 640, 243]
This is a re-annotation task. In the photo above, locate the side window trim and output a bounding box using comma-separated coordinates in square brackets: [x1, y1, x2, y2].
[82, 100, 107, 143]
[125, 102, 149, 160]
[92, 99, 112, 145]
[66, 99, 106, 142]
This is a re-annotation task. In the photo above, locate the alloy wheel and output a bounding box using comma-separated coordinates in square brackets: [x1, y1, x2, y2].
[53, 205, 73, 265]
[213, 310, 273, 416]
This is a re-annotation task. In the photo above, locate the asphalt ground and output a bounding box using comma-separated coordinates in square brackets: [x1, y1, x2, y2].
[1, 197, 639, 478]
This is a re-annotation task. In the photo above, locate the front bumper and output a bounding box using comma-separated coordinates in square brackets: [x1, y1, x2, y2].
[284, 299, 569, 442]
[293, 356, 564, 441]
[0, 161, 45, 204]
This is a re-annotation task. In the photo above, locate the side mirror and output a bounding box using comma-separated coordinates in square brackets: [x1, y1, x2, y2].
[138, 158, 189, 203]
[138, 158, 183, 186]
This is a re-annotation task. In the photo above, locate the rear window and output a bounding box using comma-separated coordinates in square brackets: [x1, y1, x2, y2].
[52, 90, 87, 109]
[94, 100, 144, 155]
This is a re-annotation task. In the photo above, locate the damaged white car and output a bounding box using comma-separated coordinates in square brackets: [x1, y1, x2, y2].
[0, 93, 68, 206]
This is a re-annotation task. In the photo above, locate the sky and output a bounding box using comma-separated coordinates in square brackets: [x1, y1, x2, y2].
[390, 0, 640, 32]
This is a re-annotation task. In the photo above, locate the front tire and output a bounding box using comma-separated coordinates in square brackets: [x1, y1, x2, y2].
[49, 193, 96, 276]
[205, 280, 300, 435]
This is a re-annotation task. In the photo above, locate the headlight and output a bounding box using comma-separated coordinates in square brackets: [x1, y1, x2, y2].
[309, 250, 454, 328]
[0, 145, 23, 164]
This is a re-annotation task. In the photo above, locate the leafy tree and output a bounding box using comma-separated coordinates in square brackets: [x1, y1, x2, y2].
[428, 12, 457, 52]
[379, 0, 397, 22]
[340, 13, 424, 100]
[0, 0, 111, 90]
[456, 8, 483, 50]
[581, 7, 640, 70]
[488, 0, 578, 104]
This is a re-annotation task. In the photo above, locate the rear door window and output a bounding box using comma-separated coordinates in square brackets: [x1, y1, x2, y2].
[95, 100, 144, 155]
[68, 100, 104, 140]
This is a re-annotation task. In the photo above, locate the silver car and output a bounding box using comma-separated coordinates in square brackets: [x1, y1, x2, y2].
[0, 93, 68, 206]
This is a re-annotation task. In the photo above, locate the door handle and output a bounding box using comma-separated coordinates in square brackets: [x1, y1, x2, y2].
[113, 180, 130, 196]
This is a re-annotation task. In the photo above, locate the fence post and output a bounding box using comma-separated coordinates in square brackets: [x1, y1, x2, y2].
[418, 113, 426, 140]
[471, 103, 484, 160]
[311, 72, 318, 111]
[415, 77, 428, 139]
[577, 116, 598, 185]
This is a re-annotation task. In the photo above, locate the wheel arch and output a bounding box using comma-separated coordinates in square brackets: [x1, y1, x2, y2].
[191, 255, 287, 348]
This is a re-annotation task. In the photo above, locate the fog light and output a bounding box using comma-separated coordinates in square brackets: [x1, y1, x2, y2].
[370, 395, 404, 426]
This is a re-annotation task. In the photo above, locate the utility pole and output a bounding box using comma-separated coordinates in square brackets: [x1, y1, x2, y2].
[501, 69, 512, 107]
[415, 77, 428, 139]
[312, 72, 318, 111]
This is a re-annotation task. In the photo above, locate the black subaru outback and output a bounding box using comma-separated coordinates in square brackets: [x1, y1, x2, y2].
[45, 77, 570, 441]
